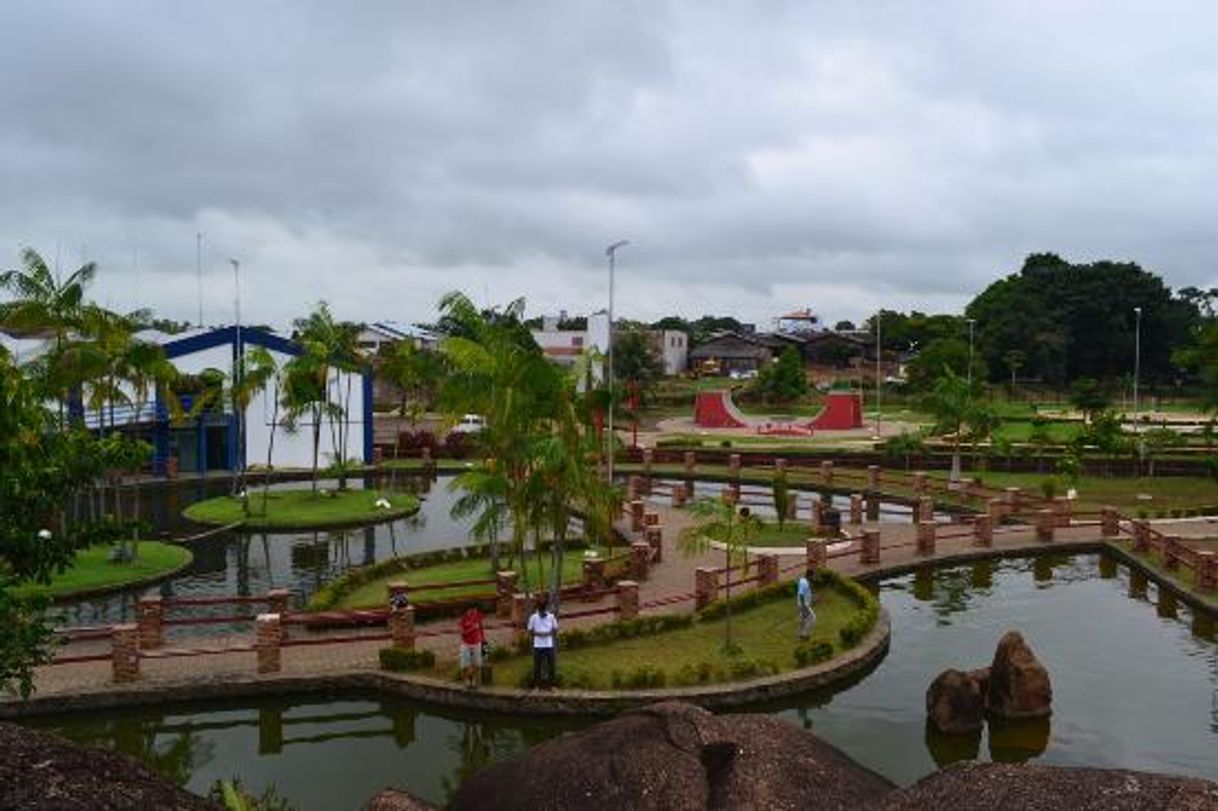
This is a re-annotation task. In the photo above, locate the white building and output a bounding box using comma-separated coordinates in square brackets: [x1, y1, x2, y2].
[530, 312, 686, 379]
[356, 321, 437, 356]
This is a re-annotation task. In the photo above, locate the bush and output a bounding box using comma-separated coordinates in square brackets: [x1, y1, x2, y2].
[719, 439, 733, 449]
[442, 431, 472, 459]
[697, 580, 796, 622]
[610, 665, 667, 689]
[559, 613, 693, 649]
[378, 647, 436, 672]
[794, 640, 834, 667]
[396, 429, 437, 453]
[727, 658, 779, 680]
[656, 437, 698, 449]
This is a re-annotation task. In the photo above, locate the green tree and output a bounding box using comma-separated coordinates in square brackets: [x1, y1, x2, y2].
[920, 369, 975, 481]
[612, 328, 664, 398]
[293, 303, 362, 490]
[1069, 378, 1112, 423]
[755, 346, 807, 403]
[771, 473, 791, 530]
[905, 337, 986, 391]
[678, 499, 760, 652]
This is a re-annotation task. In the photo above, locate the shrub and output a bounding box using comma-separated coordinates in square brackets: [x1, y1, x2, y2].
[697, 580, 796, 622]
[378, 647, 436, 672]
[719, 440, 732, 449]
[559, 613, 693, 649]
[794, 640, 834, 667]
[727, 658, 778, 680]
[396, 430, 437, 453]
[442, 431, 472, 459]
[610, 665, 667, 689]
[487, 645, 513, 663]
[1040, 477, 1058, 500]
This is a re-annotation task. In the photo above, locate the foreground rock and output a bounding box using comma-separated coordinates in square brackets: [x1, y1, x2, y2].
[988, 630, 1052, 719]
[0, 721, 218, 810]
[449, 701, 893, 810]
[925, 668, 986, 734]
[882, 761, 1218, 810]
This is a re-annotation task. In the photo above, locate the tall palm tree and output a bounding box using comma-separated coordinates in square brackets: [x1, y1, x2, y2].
[293, 303, 362, 489]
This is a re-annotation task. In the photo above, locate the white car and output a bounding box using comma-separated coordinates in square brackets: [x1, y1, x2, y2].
[451, 414, 486, 434]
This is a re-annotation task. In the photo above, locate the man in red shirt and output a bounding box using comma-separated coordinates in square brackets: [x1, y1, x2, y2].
[459, 605, 485, 688]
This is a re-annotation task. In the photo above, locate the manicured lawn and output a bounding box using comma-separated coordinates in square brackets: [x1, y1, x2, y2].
[13, 542, 193, 600]
[330, 549, 605, 609]
[990, 420, 1082, 443]
[184, 488, 420, 530]
[447, 586, 859, 689]
[929, 470, 1218, 514]
[745, 521, 815, 547]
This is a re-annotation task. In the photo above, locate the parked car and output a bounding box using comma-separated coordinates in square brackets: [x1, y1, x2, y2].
[728, 369, 758, 380]
[451, 414, 486, 434]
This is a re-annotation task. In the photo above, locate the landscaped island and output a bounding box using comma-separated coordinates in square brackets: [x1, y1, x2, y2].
[183, 488, 420, 530]
[12, 542, 193, 601]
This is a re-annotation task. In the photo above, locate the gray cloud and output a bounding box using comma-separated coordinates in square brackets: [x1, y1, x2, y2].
[3, 0, 1218, 331]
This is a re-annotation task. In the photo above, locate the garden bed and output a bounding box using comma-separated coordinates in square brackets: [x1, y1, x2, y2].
[12, 542, 193, 601]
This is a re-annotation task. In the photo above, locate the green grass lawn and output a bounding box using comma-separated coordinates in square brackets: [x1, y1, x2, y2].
[930, 470, 1218, 514]
[184, 488, 420, 529]
[330, 549, 605, 609]
[746, 521, 815, 547]
[446, 586, 858, 690]
[13, 541, 193, 600]
[990, 420, 1082, 443]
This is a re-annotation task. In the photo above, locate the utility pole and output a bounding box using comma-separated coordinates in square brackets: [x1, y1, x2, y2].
[605, 240, 630, 489]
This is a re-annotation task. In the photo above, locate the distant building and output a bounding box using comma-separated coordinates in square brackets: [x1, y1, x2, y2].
[649, 329, 688, 376]
[688, 331, 775, 375]
[775, 308, 826, 335]
[356, 321, 437, 356]
[531, 313, 686, 378]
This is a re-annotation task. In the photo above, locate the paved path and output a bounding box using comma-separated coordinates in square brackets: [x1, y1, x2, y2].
[20, 489, 1208, 701]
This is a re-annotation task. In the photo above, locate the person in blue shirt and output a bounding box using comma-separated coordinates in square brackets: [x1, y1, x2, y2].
[796, 568, 815, 640]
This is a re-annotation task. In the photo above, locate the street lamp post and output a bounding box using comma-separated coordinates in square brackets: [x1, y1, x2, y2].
[874, 312, 882, 440]
[966, 318, 976, 390]
[230, 259, 244, 496]
[1133, 305, 1142, 439]
[605, 240, 630, 489]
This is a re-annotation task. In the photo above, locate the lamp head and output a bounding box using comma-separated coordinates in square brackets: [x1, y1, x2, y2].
[605, 240, 630, 256]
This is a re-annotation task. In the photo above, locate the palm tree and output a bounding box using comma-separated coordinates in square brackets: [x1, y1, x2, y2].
[231, 346, 279, 515]
[293, 303, 362, 489]
[448, 460, 510, 573]
[921, 369, 975, 483]
[281, 349, 330, 494]
[679, 497, 760, 652]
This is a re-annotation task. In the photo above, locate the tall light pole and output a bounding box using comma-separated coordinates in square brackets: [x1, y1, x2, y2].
[230, 259, 244, 490]
[873, 311, 882, 440]
[966, 317, 976, 390]
[605, 240, 630, 488]
[1133, 305, 1142, 438]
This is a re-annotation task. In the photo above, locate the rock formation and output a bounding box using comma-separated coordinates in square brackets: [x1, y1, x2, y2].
[926, 668, 986, 734]
[988, 630, 1053, 719]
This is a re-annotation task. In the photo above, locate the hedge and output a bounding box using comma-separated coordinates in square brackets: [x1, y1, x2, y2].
[379, 647, 436, 672]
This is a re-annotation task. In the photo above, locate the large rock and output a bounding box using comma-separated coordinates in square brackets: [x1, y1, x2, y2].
[882, 761, 1218, 810]
[365, 788, 440, 810]
[926, 668, 986, 734]
[0, 721, 218, 810]
[988, 631, 1052, 719]
[449, 701, 893, 811]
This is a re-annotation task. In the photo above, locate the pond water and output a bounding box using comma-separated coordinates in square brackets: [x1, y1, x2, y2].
[30, 553, 1218, 809]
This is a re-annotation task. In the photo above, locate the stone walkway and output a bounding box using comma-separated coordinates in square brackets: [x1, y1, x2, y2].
[17, 488, 1207, 703]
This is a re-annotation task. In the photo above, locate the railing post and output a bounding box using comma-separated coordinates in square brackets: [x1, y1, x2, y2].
[849, 494, 863, 525]
[644, 510, 660, 529]
[722, 484, 739, 506]
[988, 497, 1005, 523]
[1163, 535, 1181, 571]
[387, 582, 409, 608]
[860, 529, 880, 565]
[775, 457, 789, 474]
[111, 623, 140, 684]
[630, 541, 652, 580]
[757, 553, 779, 586]
[1036, 509, 1055, 542]
[617, 581, 640, 620]
[255, 613, 283, 673]
[820, 460, 834, 486]
[729, 453, 742, 477]
[642, 448, 653, 475]
[684, 450, 696, 474]
[137, 596, 163, 650]
[917, 521, 936, 555]
[695, 567, 720, 610]
[1132, 519, 1151, 553]
[865, 491, 880, 522]
[267, 587, 290, 617]
[806, 538, 828, 570]
[388, 604, 416, 650]
[630, 499, 646, 532]
[582, 558, 607, 591]
[1197, 551, 1217, 592]
[1004, 487, 1022, 511]
[918, 496, 934, 523]
[913, 472, 927, 494]
[644, 525, 664, 563]
[867, 465, 881, 490]
[671, 483, 687, 508]
[627, 475, 644, 501]
[496, 571, 518, 618]
[1100, 507, 1120, 537]
[811, 499, 825, 534]
[1053, 497, 1072, 528]
[973, 513, 993, 548]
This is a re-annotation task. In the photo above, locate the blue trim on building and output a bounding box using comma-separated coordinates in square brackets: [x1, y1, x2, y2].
[162, 326, 300, 360]
[362, 366, 374, 464]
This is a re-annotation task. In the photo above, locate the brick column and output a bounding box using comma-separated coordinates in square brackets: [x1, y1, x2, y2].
[136, 596, 163, 650]
[849, 494, 863, 525]
[973, 513, 993, 548]
[1035, 509, 1055, 542]
[630, 541, 651, 580]
[1100, 507, 1120, 537]
[627, 475, 644, 501]
[806, 539, 828, 570]
[496, 571, 518, 618]
[917, 521, 936, 555]
[757, 553, 779, 586]
[865, 491, 880, 522]
[671, 483, 687, 508]
[695, 567, 720, 609]
[988, 497, 1005, 522]
[867, 465, 881, 489]
[729, 453, 742, 476]
[642, 449, 654, 474]
[1197, 551, 1217, 591]
[255, 613, 282, 674]
[644, 510, 660, 528]
[388, 605, 415, 650]
[775, 457, 789, 474]
[722, 484, 739, 505]
[821, 460, 834, 486]
[1053, 497, 1072, 528]
[1132, 519, 1151, 553]
[1004, 487, 1022, 510]
[617, 581, 640, 620]
[918, 496, 934, 523]
[583, 558, 607, 590]
[1163, 536, 1181, 570]
[913, 472, 927, 494]
[267, 588, 290, 617]
[860, 529, 881, 565]
[683, 450, 696, 474]
[645, 525, 664, 562]
[111, 623, 140, 684]
[387, 582, 409, 608]
[630, 499, 646, 532]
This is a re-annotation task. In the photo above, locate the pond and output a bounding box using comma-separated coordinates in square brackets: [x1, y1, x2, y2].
[28, 553, 1218, 809]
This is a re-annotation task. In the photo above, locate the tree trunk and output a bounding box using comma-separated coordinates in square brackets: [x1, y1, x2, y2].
[263, 382, 279, 516]
[311, 404, 322, 493]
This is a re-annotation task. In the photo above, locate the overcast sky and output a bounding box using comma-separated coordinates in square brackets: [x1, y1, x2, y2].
[3, 1, 1218, 331]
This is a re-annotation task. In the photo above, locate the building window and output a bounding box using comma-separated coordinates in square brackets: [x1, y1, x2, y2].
[573, 336, 584, 348]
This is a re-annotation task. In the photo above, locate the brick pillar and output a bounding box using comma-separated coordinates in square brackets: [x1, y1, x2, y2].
[757, 553, 779, 586]
[917, 521, 936, 555]
[671, 483, 687, 508]
[255, 613, 282, 674]
[267, 588, 290, 617]
[775, 457, 789, 474]
[1004, 487, 1022, 510]
[617, 581, 640, 620]
[849, 494, 863, 525]
[722, 484, 739, 505]
[644, 510, 660, 528]
[420, 446, 433, 469]
[630, 541, 651, 580]
[111, 623, 140, 684]
[1132, 519, 1151, 553]
[496, 571, 518, 618]
[865, 491, 880, 522]
[806, 538, 828, 570]
[1100, 507, 1120, 537]
[642, 449, 654, 474]
[511, 593, 534, 645]
[918, 496, 934, 523]
[1053, 497, 1072, 528]
[388, 582, 409, 608]
[136, 596, 163, 650]
[973, 513, 994, 548]
[684, 451, 696, 474]
[630, 499, 646, 532]
[988, 497, 1005, 522]
[1163, 536, 1181, 570]
[811, 499, 825, 534]
[645, 525, 664, 563]
[913, 472, 927, 494]
[1197, 551, 1217, 591]
[1036, 509, 1055, 542]
[388, 605, 416, 650]
[821, 460, 834, 486]
[729, 453, 742, 476]
[583, 558, 607, 590]
[627, 475, 643, 501]
[860, 529, 881, 565]
[867, 465, 881, 489]
[695, 567, 720, 609]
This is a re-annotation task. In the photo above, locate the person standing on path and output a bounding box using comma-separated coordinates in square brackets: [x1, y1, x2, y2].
[527, 593, 558, 689]
[459, 604, 485, 689]
[797, 568, 816, 640]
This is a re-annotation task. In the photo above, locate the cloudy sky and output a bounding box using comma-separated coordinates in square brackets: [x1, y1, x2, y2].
[3, 1, 1218, 331]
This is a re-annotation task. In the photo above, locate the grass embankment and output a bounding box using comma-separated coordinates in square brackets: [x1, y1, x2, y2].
[184, 489, 420, 530]
[326, 549, 601, 610]
[13, 542, 193, 600]
[422, 574, 877, 690]
[1114, 540, 1218, 613]
[928, 470, 1218, 515]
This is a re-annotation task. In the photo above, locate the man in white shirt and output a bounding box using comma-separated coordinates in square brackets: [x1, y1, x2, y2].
[797, 568, 815, 640]
[527, 593, 559, 689]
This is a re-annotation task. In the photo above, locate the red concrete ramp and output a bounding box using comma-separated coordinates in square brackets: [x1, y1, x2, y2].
[695, 390, 749, 428]
[810, 391, 863, 430]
